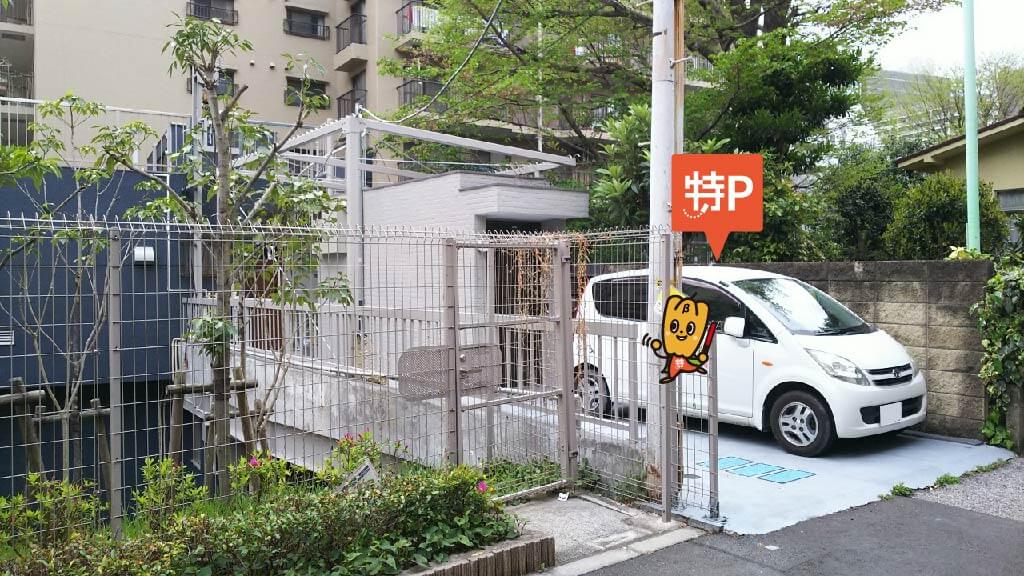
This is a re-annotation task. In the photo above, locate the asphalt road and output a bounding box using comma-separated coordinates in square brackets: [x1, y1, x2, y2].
[586, 497, 1024, 576]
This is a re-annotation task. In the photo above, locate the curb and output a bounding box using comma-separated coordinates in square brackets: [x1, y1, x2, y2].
[543, 526, 703, 576]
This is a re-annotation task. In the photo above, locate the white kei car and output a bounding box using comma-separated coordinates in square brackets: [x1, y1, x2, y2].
[573, 266, 927, 457]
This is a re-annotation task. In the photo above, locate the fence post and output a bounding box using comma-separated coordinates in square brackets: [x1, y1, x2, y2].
[708, 327, 721, 519]
[555, 239, 579, 485]
[106, 231, 124, 535]
[442, 239, 462, 465]
[659, 232, 676, 521]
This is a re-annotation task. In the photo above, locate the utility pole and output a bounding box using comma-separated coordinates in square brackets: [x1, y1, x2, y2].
[647, 0, 675, 520]
[964, 0, 980, 250]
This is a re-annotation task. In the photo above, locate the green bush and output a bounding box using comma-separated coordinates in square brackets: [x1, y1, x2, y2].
[132, 457, 207, 530]
[9, 474, 104, 550]
[973, 255, 1024, 449]
[316, 431, 385, 486]
[4, 466, 519, 576]
[884, 172, 1009, 260]
[481, 459, 561, 497]
[229, 451, 292, 500]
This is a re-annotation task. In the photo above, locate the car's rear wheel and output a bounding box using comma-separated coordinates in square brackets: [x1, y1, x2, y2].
[769, 390, 835, 457]
[575, 366, 611, 417]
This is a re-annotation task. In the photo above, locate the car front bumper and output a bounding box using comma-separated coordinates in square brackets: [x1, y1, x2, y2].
[832, 371, 928, 439]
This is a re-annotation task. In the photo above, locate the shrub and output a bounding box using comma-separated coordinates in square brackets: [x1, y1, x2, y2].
[973, 256, 1024, 449]
[884, 172, 1009, 260]
[316, 431, 384, 486]
[481, 459, 561, 497]
[890, 483, 913, 497]
[0, 474, 104, 550]
[132, 457, 207, 530]
[229, 451, 292, 500]
[4, 466, 519, 576]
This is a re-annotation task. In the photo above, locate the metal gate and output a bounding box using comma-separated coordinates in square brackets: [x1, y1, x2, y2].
[442, 237, 578, 500]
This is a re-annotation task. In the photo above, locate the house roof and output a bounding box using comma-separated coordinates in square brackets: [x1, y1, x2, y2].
[897, 112, 1024, 170]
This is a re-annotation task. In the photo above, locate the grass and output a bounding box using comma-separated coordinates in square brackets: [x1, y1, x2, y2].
[889, 483, 913, 498]
[962, 459, 1010, 477]
[933, 473, 960, 488]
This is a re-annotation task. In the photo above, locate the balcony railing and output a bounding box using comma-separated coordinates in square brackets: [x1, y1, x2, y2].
[397, 79, 444, 112]
[186, 2, 238, 25]
[0, 0, 31, 25]
[0, 71, 32, 99]
[337, 89, 367, 118]
[396, 1, 438, 35]
[336, 14, 366, 52]
[284, 18, 331, 40]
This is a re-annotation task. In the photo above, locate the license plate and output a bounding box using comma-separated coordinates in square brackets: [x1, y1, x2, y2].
[880, 402, 901, 426]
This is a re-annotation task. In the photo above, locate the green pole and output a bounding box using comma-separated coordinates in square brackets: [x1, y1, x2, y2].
[964, 0, 981, 250]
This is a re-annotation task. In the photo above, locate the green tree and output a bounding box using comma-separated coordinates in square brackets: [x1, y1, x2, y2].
[720, 158, 835, 262]
[813, 141, 923, 260]
[378, 0, 950, 163]
[880, 54, 1024, 144]
[884, 172, 1009, 260]
[0, 16, 344, 495]
[687, 31, 868, 171]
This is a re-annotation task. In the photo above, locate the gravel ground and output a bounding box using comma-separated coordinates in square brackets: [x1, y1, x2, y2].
[917, 457, 1024, 522]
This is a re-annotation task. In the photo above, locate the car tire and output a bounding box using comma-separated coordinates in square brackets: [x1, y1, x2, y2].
[769, 390, 836, 457]
[575, 366, 611, 417]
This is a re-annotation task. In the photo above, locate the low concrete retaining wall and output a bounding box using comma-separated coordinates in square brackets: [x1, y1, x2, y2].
[403, 532, 555, 576]
[736, 260, 993, 439]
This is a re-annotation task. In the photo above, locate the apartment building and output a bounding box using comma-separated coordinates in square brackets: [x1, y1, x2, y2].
[0, 0, 438, 134]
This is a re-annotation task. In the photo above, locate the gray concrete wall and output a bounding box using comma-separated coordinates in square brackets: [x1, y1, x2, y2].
[735, 260, 993, 439]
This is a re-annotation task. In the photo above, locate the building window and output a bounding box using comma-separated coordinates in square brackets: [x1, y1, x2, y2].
[186, 1, 238, 25]
[186, 68, 235, 96]
[285, 77, 329, 109]
[284, 8, 330, 40]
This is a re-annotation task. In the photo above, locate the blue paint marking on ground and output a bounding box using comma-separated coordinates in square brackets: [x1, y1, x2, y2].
[759, 469, 816, 484]
[698, 457, 753, 471]
[730, 463, 784, 478]
[698, 455, 816, 484]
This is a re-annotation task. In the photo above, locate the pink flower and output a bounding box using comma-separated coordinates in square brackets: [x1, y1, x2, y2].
[343, 432, 353, 441]
[477, 481, 488, 493]
[249, 457, 261, 468]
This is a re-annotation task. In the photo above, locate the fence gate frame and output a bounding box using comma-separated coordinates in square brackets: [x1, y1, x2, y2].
[441, 237, 578, 500]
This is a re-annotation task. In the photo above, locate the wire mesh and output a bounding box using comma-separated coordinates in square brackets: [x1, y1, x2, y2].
[0, 218, 719, 540]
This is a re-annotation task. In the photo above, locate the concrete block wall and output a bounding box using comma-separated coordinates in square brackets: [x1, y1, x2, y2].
[735, 260, 993, 439]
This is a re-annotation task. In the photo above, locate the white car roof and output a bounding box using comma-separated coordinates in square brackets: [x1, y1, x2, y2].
[587, 266, 788, 285]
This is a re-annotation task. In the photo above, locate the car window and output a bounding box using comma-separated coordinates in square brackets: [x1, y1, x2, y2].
[745, 310, 776, 342]
[733, 277, 873, 336]
[679, 280, 743, 324]
[592, 276, 647, 321]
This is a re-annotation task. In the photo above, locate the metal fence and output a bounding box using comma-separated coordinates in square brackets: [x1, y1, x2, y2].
[0, 218, 718, 538]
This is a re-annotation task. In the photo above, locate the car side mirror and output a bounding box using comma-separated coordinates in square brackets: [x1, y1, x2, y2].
[722, 316, 746, 339]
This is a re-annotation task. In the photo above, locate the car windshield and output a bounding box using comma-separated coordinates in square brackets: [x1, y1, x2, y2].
[733, 278, 873, 336]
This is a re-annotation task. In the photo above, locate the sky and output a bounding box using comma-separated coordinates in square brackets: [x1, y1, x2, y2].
[876, 0, 1024, 73]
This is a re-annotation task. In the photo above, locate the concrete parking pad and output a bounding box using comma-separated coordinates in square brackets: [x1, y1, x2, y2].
[511, 494, 700, 566]
[674, 425, 1013, 534]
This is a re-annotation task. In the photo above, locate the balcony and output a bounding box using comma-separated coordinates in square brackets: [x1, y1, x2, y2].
[334, 14, 367, 72]
[0, 0, 31, 26]
[186, 2, 238, 25]
[0, 70, 32, 99]
[284, 18, 331, 40]
[395, 1, 437, 52]
[397, 79, 444, 113]
[337, 89, 367, 118]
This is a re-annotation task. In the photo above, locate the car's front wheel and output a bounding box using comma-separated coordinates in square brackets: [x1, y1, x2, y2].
[769, 390, 835, 457]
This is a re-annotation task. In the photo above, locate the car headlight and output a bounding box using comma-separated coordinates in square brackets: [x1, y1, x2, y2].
[805, 349, 871, 386]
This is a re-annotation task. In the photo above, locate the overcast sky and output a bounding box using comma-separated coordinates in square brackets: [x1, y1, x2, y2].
[875, 0, 1024, 73]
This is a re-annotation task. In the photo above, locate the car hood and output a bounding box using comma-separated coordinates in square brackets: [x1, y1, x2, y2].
[795, 329, 911, 371]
